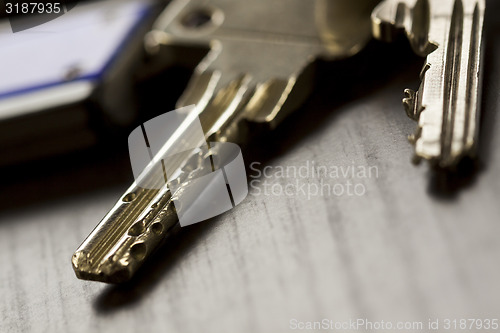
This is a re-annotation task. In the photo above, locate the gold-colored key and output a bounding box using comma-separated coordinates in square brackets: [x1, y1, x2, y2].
[71, 0, 381, 283]
[372, 0, 486, 168]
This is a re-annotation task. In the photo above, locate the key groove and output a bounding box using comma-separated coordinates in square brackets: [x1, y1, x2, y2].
[463, 2, 481, 149]
[441, 0, 464, 164]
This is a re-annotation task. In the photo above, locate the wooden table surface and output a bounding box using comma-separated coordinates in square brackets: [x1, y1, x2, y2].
[1, 5, 500, 333]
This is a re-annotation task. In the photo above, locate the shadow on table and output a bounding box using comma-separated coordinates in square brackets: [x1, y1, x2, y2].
[93, 219, 217, 312]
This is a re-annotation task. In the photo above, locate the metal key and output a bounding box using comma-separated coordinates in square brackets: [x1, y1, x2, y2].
[372, 0, 486, 168]
[72, 0, 381, 283]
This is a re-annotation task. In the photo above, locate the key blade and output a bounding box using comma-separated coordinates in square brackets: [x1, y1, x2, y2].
[72, 142, 231, 282]
[372, 0, 486, 168]
[72, 186, 178, 283]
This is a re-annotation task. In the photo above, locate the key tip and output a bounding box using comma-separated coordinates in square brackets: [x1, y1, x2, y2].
[72, 251, 134, 284]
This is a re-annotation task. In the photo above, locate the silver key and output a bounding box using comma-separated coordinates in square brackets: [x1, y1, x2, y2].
[372, 0, 486, 168]
[72, 0, 381, 283]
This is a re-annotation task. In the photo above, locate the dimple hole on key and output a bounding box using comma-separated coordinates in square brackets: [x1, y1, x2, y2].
[128, 221, 146, 237]
[130, 243, 147, 261]
[151, 222, 164, 235]
[122, 192, 137, 203]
